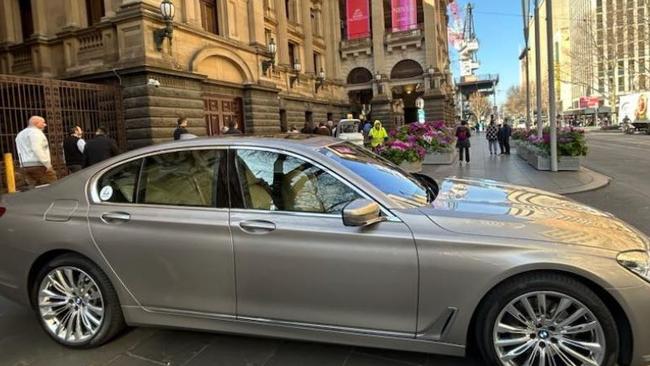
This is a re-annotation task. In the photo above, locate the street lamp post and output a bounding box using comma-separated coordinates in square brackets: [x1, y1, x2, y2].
[546, 0, 558, 172]
[521, 0, 531, 129]
[534, 0, 543, 137]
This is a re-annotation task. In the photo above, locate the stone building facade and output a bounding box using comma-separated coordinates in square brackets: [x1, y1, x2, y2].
[0, 0, 350, 148]
[0, 0, 455, 147]
[339, 0, 455, 128]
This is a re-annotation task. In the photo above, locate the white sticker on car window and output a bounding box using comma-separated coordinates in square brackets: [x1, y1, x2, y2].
[99, 186, 113, 201]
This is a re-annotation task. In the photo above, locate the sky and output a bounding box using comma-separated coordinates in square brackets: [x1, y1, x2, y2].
[450, 0, 525, 106]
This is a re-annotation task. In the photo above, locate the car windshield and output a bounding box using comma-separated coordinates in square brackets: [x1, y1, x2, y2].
[319, 142, 431, 208]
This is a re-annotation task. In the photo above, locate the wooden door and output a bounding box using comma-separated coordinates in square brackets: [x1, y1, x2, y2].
[204, 94, 244, 136]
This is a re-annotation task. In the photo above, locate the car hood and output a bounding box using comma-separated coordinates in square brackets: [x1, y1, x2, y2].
[419, 178, 649, 252]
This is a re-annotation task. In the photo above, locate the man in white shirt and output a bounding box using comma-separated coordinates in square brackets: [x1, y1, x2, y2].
[15, 116, 57, 188]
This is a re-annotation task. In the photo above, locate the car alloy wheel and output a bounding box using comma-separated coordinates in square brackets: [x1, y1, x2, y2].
[493, 291, 606, 366]
[38, 266, 105, 344]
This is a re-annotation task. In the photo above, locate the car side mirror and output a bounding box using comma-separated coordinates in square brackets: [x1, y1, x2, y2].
[342, 199, 386, 227]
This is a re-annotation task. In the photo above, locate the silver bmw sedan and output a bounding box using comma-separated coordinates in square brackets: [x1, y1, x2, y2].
[0, 135, 649, 366]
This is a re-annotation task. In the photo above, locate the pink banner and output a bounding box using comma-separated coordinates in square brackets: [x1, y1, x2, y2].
[392, 0, 417, 31]
[346, 0, 370, 39]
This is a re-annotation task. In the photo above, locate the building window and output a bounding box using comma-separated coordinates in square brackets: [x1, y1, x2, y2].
[200, 0, 220, 35]
[289, 42, 299, 68]
[311, 9, 321, 36]
[313, 52, 321, 73]
[86, 0, 106, 26]
[19, 0, 34, 40]
[285, 0, 296, 22]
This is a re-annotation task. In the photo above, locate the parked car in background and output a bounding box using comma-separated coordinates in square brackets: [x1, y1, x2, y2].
[1, 134, 649, 366]
[335, 119, 364, 146]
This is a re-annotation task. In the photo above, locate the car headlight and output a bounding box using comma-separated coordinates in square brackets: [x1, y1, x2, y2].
[617, 250, 650, 282]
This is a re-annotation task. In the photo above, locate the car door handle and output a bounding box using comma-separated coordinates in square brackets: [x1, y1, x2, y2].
[100, 212, 131, 224]
[239, 220, 276, 234]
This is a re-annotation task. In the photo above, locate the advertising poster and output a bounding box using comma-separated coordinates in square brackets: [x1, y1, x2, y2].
[391, 0, 417, 31]
[346, 0, 370, 39]
[619, 92, 649, 123]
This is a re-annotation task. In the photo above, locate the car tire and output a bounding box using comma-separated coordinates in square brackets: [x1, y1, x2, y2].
[31, 253, 126, 348]
[475, 272, 619, 366]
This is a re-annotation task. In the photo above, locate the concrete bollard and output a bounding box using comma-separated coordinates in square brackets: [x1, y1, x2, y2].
[3, 153, 16, 193]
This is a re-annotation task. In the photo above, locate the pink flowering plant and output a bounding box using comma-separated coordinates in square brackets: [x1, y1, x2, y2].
[511, 128, 532, 141]
[526, 126, 588, 157]
[374, 139, 427, 165]
[392, 121, 456, 153]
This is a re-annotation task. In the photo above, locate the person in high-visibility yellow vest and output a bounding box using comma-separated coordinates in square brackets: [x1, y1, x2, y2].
[368, 120, 388, 148]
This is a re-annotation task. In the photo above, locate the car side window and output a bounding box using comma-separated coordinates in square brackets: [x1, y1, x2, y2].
[233, 149, 361, 214]
[137, 149, 223, 207]
[96, 159, 142, 203]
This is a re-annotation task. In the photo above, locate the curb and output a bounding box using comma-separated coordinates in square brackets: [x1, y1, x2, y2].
[556, 167, 611, 195]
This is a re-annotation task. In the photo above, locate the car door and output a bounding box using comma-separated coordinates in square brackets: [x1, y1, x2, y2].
[87, 148, 236, 315]
[228, 148, 418, 333]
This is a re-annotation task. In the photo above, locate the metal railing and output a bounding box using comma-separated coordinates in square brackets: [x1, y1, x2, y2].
[0, 74, 125, 187]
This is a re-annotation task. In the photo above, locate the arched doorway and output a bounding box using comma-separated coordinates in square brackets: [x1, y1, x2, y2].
[390, 60, 424, 124]
[347, 67, 374, 120]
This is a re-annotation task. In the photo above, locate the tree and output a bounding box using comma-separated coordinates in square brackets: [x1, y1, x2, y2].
[503, 85, 527, 119]
[467, 92, 492, 124]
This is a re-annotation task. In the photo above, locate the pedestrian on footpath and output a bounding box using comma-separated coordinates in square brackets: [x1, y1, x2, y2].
[15, 115, 57, 188]
[224, 120, 242, 135]
[497, 123, 505, 154]
[455, 120, 471, 165]
[368, 120, 388, 148]
[502, 120, 512, 155]
[301, 122, 313, 134]
[315, 122, 331, 136]
[63, 125, 85, 173]
[84, 127, 120, 167]
[486, 116, 499, 155]
[173, 117, 189, 140]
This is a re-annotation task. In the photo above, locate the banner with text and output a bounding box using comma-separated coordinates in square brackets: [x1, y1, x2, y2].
[347, 0, 370, 39]
[391, 0, 417, 31]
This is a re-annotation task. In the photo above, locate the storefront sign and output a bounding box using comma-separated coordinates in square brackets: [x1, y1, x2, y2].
[391, 0, 417, 31]
[578, 96, 600, 109]
[346, 0, 370, 39]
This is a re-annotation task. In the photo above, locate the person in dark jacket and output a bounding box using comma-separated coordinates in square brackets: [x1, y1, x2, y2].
[455, 120, 471, 165]
[224, 120, 242, 135]
[173, 117, 189, 140]
[497, 123, 505, 154]
[316, 122, 331, 136]
[63, 125, 85, 173]
[502, 120, 513, 155]
[84, 127, 119, 167]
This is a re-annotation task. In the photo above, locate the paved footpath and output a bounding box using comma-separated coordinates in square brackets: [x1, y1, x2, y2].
[423, 134, 609, 195]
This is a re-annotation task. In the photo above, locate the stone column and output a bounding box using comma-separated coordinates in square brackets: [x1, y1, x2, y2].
[325, 0, 343, 80]
[0, 1, 20, 43]
[181, 0, 202, 27]
[103, 0, 117, 18]
[423, 0, 438, 72]
[63, 0, 84, 29]
[275, 0, 290, 66]
[371, 0, 386, 90]
[301, 0, 314, 74]
[31, 0, 48, 37]
[248, 0, 266, 47]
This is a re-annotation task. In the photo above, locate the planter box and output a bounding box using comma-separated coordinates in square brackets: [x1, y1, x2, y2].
[527, 153, 582, 171]
[399, 160, 423, 173]
[423, 150, 456, 165]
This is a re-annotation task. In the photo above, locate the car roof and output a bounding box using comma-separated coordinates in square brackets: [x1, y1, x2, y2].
[130, 134, 339, 155]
